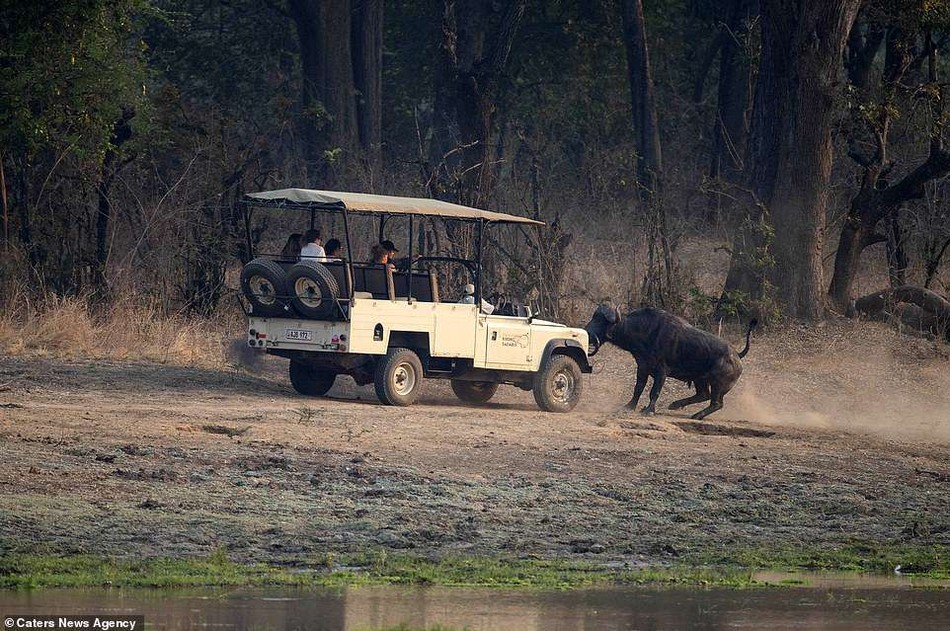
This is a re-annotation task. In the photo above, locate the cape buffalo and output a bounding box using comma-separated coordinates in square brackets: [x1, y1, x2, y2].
[585, 304, 756, 419]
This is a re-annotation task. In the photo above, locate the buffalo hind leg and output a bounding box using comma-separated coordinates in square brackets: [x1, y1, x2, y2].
[691, 389, 724, 419]
[669, 380, 710, 410]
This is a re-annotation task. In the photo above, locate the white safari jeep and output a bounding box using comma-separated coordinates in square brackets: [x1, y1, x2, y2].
[239, 189, 591, 412]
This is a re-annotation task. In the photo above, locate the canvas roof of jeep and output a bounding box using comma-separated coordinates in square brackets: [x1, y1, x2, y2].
[244, 188, 544, 226]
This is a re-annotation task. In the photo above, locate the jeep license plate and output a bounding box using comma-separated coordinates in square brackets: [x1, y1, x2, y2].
[285, 329, 313, 342]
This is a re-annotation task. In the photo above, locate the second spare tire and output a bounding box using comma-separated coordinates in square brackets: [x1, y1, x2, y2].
[287, 259, 340, 319]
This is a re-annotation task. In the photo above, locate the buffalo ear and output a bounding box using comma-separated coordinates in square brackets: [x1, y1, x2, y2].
[608, 306, 621, 324]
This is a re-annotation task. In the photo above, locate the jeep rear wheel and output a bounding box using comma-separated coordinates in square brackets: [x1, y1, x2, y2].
[289, 360, 336, 396]
[240, 258, 289, 317]
[451, 380, 498, 404]
[533, 355, 583, 413]
[375, 347, 423, 406]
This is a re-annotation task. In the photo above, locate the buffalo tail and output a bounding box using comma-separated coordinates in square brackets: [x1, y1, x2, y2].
[738, 319, 757, 359]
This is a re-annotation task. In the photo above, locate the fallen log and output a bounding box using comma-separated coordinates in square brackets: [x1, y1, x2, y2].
[850, 285, 950, 340]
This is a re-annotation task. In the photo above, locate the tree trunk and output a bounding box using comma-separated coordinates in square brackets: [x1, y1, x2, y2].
[619, 0, 662, 199]
[288, 0, 358, 178]
[619, 0, 674, 307]
[351, 0, 383, 162]
[925, 235, 950, 289]
[845, 13, 885, 91]
[885, 212, 908, 287]
[827, 205, 879, 310]
[94, 107, 135, 290]
[427, 0, 526, 207]
[724, 0, 861, 320]
[709, 0, 757, 187]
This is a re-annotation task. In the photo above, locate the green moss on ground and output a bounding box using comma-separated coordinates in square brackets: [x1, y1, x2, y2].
[1, 544, 947, 591]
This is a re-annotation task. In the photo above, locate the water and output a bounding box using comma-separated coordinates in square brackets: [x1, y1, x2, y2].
[2, 574, 948, 630]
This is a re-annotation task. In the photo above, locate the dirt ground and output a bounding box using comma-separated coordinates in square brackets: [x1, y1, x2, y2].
[1, 319, 949, 568]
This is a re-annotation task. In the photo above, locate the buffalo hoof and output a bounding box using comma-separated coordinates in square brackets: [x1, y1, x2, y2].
[641, 407, 656, 416]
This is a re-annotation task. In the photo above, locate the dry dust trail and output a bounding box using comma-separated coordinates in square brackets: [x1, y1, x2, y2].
[728, 321, 950, 443]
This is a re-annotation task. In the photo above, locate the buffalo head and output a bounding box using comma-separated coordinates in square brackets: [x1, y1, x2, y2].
[585, 302, 621, 356]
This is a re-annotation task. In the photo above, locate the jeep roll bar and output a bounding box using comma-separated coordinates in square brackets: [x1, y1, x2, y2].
[243, 188, 543, 305]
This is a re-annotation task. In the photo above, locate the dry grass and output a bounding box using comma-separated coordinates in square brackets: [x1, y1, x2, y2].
[0, 287, 241, 368]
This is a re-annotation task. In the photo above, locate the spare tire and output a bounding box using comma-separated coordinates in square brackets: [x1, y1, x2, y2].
[240, 258, 290, 317]
[287, 259, 340, 319]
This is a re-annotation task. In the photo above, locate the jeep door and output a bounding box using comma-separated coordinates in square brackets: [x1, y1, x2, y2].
[482, 315, 533, 369]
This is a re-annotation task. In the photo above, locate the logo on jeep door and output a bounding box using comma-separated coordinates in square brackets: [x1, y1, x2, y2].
[499, 333, 528, 348]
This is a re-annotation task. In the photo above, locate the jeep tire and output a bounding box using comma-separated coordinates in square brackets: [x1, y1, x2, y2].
[533, 354, 583, 413]
[240, 258, 289, 317]
[375, 347, 423, 406]
[289, 360, 336, 396]
[287, 260, 340, 320]
[451, 380, 498, 404]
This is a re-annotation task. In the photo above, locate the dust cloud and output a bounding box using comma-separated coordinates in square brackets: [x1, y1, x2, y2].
[728, 323, 950, 443]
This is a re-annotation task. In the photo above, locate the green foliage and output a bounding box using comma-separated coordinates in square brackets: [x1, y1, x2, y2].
[0, 0, 151, 160]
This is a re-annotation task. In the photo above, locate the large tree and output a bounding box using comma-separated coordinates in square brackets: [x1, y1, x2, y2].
[708, 0, 758, 192]
[288, 0, 383, 178]
[426, 0, 527, 207]
[827, 5, 950, 311]
[619, 0, 673, 306]
[723, 0, 862, 320]
[619, 0, 662, 199]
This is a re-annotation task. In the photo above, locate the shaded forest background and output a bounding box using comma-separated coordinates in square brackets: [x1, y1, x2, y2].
[2, 0, 950, 327]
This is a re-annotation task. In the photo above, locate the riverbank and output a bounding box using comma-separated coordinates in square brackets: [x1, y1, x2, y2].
[2, 548, 947, 591]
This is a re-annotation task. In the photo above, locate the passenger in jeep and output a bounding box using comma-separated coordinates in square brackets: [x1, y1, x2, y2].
[324, 238, 343, 261]
[279, 233, 302, 262]
[370, 242, 396, 270]
[300, 228, 326, 261]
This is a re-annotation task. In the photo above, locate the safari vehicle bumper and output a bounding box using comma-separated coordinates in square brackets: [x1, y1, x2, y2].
[247, 317, 351, 352]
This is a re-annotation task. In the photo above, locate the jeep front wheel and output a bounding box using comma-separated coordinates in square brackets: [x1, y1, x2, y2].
[374, 348, 423, 406]
[451, 380, 498, 404]
[533, 355, 583, 413]
[289, 360, 336, 396]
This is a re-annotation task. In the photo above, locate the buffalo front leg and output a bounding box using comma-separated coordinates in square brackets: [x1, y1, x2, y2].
[641, 367, 667, 416]
[627, 366, 649, 410]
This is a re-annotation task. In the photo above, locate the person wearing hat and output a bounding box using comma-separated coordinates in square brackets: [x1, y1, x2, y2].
[380, 240, 398, 255]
